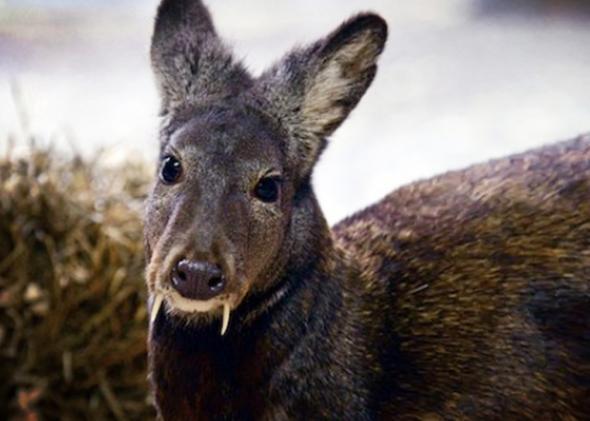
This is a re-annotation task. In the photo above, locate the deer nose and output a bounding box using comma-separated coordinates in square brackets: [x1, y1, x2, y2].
[171, 259, 226, 300]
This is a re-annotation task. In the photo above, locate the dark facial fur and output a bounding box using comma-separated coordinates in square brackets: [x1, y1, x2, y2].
[145, 1, 589, 419]
[145, 0, 387, 324]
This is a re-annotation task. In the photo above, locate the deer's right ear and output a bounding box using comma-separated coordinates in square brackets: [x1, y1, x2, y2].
[151, 0, 251, 115]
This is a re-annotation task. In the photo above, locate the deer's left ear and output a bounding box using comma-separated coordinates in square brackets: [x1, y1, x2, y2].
[258, 13, 388, 177]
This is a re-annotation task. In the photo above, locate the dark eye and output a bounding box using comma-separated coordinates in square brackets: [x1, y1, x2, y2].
[254, 176, 281, 203]
[160, 156, 182, 184]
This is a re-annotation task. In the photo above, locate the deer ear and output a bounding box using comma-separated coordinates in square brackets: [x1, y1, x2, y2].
[259, 13, 388, 177]
[151, 0, 252, 115]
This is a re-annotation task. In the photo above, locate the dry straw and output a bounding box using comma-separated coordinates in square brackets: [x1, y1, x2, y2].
[0, 141, 155, 419]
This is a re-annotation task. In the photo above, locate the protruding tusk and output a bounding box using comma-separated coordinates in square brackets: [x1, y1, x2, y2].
[151, 294, 164, 324]
[221, 302, 231, 336]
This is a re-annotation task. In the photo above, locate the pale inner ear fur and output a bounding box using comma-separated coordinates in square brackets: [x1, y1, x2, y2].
[303, 30, 382, 138]
[256, 14, 387, 180]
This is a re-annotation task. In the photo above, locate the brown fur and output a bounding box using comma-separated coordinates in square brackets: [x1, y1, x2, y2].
[335, 135, 590, 418]
[144, 1, 590, 419]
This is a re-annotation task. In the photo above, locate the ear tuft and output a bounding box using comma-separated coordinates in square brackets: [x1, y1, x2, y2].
[152, 0, 216, 41]
[320, 13, 388, 65]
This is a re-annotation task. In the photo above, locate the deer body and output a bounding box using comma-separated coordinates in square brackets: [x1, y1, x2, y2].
[335, 136, 590, 419]
[145, 1, 590, 419]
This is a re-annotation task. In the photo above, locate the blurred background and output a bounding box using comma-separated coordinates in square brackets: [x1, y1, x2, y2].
[1, 0, 589, 223]
[0, 1, 589, 418]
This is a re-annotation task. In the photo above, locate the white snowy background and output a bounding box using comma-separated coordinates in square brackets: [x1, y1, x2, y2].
[1, 0, 589, 223]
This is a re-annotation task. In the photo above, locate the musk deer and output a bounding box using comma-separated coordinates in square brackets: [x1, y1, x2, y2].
[144, 0, 590, 419]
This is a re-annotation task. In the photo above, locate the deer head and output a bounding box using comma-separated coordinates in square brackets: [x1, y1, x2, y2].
[145, 0, 387, 334]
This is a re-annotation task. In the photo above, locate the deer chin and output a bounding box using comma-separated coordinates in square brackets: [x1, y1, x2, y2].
[150, 289, 234, 335]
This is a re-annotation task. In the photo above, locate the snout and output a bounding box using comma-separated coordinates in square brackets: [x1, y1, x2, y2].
[171, 259, 227, 301]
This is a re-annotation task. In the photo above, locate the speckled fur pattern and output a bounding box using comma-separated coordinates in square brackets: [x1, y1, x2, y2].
[335, 135, 590, 418]
[145, 1, 590, 419]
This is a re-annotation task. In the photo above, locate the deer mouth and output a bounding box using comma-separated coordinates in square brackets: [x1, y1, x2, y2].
[146, 246, 242, 335]
[150, 289, 234, 335]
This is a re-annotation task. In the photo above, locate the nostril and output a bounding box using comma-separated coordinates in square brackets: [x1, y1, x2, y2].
[208, 276, 224, 292]
[172, 260, 188, 287]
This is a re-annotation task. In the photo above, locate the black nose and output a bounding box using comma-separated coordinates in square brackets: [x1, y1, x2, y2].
[171, 259, 226, 300]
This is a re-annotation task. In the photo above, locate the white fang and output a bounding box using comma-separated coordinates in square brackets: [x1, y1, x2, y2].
[151, 294, 164, 324]
[221, 302, 231, 336]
